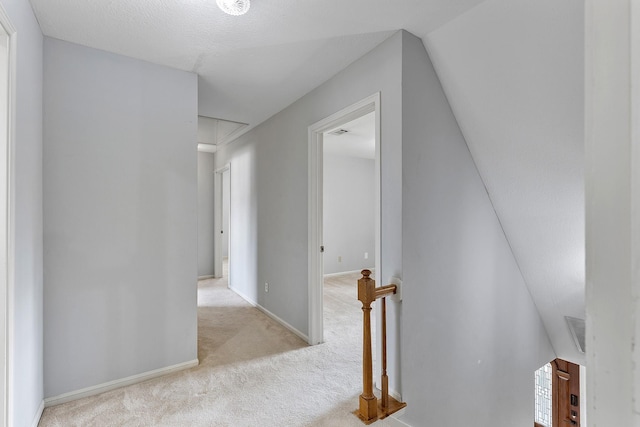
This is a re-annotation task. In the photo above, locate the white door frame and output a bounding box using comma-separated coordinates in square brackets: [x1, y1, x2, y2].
[585, 0, 640, 424]
[308, 93, 381, 345]
[0, 6, 15, 427]
[214, 164, 231, 280]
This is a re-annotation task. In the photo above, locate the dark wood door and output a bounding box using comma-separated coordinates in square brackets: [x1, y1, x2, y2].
[552, 359, 580, 426]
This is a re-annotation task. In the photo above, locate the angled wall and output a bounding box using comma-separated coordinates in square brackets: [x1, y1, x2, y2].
[211, 27, 553, 426]
[43, 38, 198, 398]
[2, 0, 44, 425]
[213, 31, 403, 357]
[400, 31, 554, 426]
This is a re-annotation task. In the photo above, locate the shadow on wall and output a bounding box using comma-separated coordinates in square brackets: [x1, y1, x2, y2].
[227, 145, 258, 304]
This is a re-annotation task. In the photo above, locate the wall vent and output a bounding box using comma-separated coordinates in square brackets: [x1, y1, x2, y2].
[565, 316, 586, 354]
[328, 128, 349, 136]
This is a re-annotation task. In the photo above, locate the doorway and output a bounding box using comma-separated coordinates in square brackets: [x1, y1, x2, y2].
[535, 359, 584, 427]
[322, 112, 376, 277]
[214, 164, 231, 282]
[307, 93, 381, 345]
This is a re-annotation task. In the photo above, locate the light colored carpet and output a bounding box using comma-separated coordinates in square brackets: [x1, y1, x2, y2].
[38, 271, 390, 426]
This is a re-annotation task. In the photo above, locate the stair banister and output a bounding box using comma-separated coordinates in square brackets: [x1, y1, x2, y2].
[354, 269, 406, 424]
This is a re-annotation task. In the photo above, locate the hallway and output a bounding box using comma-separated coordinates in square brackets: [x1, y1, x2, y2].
[39, 272, 384, 426]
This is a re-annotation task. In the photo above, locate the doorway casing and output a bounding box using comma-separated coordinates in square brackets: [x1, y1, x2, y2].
[307, 93, 381, 345]
[0, 5, 15, 426]
[214, 163, 231, 281]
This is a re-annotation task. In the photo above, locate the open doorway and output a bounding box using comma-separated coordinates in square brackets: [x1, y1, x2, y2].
[307, 93, 380, 345]
[321, 112, 376, 346]
[534, 359, 586, 427]
[214, 164, 231, 282]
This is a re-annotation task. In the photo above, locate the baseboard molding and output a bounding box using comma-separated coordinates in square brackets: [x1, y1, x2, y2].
[369, 386, 409, 426]
[382, 409, 411, 427]
[375, 381, 403, 402]
[323, 269, 372, 278]
[44, 359, 199, 408]
[198, 275, 215, 280]
[389, 388, 402, 402]
[255, 303, 309, 342]
[229, 286, 309, 342]
[228, 285, 258, 307]
[30, 400, 44, 427]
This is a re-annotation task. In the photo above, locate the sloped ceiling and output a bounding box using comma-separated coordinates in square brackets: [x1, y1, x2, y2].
[29, 0, 585, 362]
[425, 0, 585, 363]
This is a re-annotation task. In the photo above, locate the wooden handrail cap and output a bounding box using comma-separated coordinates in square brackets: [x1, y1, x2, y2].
[361, 269, 371, 278]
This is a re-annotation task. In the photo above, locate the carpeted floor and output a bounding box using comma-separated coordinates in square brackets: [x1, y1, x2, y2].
[38, 271, 389, 426]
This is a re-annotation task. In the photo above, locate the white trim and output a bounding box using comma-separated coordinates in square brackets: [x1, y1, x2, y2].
[29, 401, 43, 427]
[380, 410, 411, 427]
[44, 359, 199, 408]
[586, 1, 640, 424]
[197, 275, 215, 280]
[213, 164, 230, 279]
[254, 303, 309, 343]
[307, 92, 381, 346]
[197, 143, 217, 153]
[389, 388, 403, 402]
[229, 286, 309, 342]
[0, 7, 16, 427]
[323, 269, 372, 278]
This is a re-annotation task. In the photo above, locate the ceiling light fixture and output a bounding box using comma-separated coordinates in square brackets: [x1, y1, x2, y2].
[217, 0, 250, 16]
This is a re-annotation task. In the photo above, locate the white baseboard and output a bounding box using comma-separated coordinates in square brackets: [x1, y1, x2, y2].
[44, 359, 199, 407]
[389, 388, 402, 402]
[30, 400, 44, 427]
[228, 285, 258, 306]
[375, 381, 403, 402]
[370, 386, 409, 426]
[254, 303, 309, 342]
[198, 275, 215, 280]
[229, 286, 309, 342]
[382, 409, 411, 427]
[323, 269, 373, 278]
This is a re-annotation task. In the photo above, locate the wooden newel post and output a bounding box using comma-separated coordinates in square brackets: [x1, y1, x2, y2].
[357, 269, 377, 421]
[354, 269, 407, 424]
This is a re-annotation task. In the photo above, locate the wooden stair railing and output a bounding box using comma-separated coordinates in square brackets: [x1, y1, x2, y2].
[354, 269, 407, 424]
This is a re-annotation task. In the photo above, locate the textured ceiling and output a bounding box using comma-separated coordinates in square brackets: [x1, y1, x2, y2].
[29, 0, 586, 363]
[29, 0, 485, 133]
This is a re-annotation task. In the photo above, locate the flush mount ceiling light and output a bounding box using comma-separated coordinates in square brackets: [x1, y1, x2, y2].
[217, 0, 250, 16]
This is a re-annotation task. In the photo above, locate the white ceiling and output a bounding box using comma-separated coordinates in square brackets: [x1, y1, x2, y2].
[324, 112, 375, 160]
[29, 0, 586, 363]
[28, 0, 486, 134]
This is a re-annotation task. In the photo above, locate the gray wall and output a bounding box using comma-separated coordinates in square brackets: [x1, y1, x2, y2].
[43, 38, 198, 398]
[213, 31, 402, 339]
[3, 0, 44, 425]
[323, 153, 375, 274]
[214, 29, 553, 426]
[197, 151, 215, 277]
[400, 31, 554, 426]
